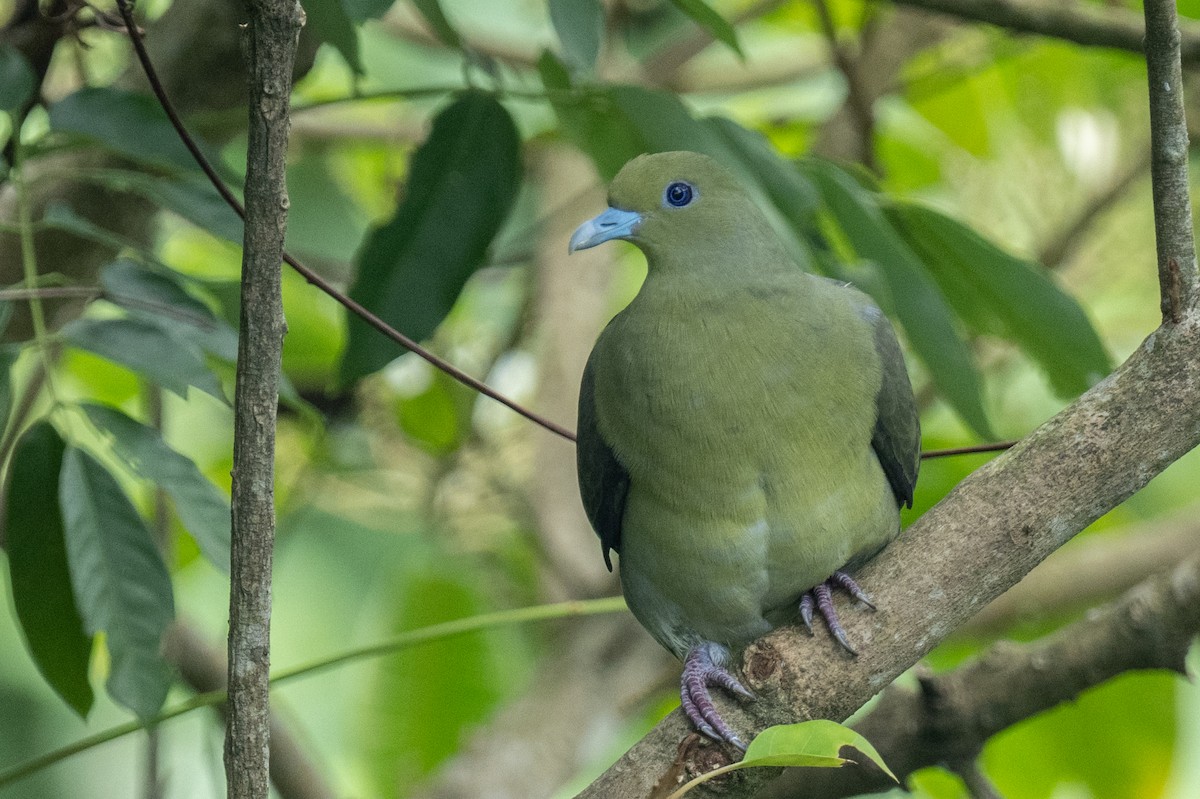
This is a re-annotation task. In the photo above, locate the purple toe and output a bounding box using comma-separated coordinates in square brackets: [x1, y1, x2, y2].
[681, 643, 753, 750]
[800, 570, 878, 655]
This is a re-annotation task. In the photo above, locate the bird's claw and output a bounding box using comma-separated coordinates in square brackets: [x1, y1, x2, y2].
[681, 643, 754, 751]
[800, 570, 875, 655]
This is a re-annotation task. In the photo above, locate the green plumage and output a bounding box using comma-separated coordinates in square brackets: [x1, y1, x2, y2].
[571, 151, 919, 738]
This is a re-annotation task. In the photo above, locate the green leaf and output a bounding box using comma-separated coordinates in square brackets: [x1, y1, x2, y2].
[48, 88, 221, 174]
[668, 720, 896, 799]
[0, 343, 18, 437]
[60, 447, 175, 720]
[342, 0, 392, 21]
[304, 0, 363, 74]
[62, 317, 228, 402]
[542, 81, 728, 180]
[800, 158, 994, 438]
[412, 0, 463, 48]
[550, 0, 604, 75]
[706, 117, 819, 226]
[81, 403, 231, 573]
[99, 259, 239, 363]
[394, 370, 471, 454]
[0, 45, 36, 113]
[71, 169, 244, 243]
[341, 91, 522, 383]
[5, 423, 95, 718]
[667, 0, 743, 58]
[887, 203, 1111, 397]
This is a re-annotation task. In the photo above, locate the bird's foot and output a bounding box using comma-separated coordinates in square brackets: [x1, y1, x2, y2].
[681, 642, 755, 751]
[800, 570, 876, 655]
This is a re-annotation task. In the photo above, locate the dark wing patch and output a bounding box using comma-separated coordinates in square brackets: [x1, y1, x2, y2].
[576, 352, 630, 571]
[867, 308, 921, 508]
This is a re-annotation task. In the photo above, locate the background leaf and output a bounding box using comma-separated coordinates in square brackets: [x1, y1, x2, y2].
[340, 91, 522, 383]
[0, 343, 18, 437]
[82, 403, 231, 573]
[667, 0, 743, 58]
[801, 159, 994, 438]
[5, 423, 95, 718]
[0, 45, 35, 113]
[303, 0, 363, 75]
[412, 0, 463, 48]
[59, 447, 175, 720]
[550, 0, 604, 75]
[63, 317, 228, 402]
[48, 88, 222, 174]
[887, 203, 1112, 397]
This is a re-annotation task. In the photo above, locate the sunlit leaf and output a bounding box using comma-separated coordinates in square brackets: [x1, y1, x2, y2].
[800, 159, 993, 438]
[5, 423, 95, 718]
[887, 203, 1111, 397]
[667, 0, 743, 58]
[0, 45, 35, 113]
[742, 721, 895, 777]
[48, 88, 221, 173]
[341, 91, 522, 383]
[82, 402, 231, 573]
[394, 371, 470, 454]
[550, 0, 604, 75]
[668, 720, 896, 798]
[60, 447, 175, 720]
[63, 317, 228, 402]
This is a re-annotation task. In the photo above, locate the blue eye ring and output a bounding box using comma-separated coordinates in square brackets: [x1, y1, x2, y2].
[664, 181, 695, 208]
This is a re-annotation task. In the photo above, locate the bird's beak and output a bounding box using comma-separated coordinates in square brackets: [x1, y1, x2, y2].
[568, 207, 643, 253]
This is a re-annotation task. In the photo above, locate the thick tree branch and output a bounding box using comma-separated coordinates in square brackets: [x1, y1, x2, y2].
[578, 4, 1200, 796]
[888, 0, 1200, 64]
[760, 553, 1200, 798]
[224, 0, 302, 796]
[965, 509, 1200, 635]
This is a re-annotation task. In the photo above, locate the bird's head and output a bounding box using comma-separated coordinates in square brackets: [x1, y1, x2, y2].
[569, 151, 778, 271]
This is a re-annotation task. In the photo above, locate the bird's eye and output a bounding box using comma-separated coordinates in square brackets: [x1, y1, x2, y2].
[664, 181, 695, 208]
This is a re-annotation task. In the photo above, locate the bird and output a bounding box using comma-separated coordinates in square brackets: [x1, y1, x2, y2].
[568, 151, 920, 750]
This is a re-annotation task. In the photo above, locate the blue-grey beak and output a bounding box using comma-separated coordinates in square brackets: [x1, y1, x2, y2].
[568, 207, 643, 253]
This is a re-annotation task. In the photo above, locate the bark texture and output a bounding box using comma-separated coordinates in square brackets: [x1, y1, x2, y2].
[224, 0, 302, 796]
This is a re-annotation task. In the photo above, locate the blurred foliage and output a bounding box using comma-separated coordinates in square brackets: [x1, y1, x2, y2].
[0, 0, 1198, 797]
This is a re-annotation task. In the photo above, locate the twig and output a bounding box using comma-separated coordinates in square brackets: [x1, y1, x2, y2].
[1144, 0, 1199, 322]
[223, 0, 302, 795]
[111, 0, 575, 443]
[888, 0, 1200, 64]
[920, 439, 1015, 460]
[1038, 149, 1153, 268]
[813, 0, 877, 170]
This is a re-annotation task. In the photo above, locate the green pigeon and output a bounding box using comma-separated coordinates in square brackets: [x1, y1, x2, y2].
[569, 151, 920, 749]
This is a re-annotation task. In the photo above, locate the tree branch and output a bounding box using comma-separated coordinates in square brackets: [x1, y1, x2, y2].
[224, 0, 302, 796]
[888, 0, 1200, 64]
[965, 509, 1200, 635]
[1145, 0, 1200, 322]
[577, 4, 1200, 795]
[759, 552, 1200, 798]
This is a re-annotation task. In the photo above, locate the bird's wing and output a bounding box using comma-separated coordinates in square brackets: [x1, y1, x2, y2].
[865, 306, 921, 508]
[577, 350, 630, 571]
